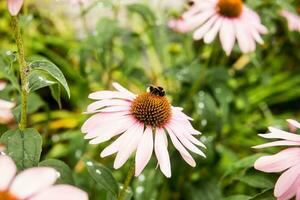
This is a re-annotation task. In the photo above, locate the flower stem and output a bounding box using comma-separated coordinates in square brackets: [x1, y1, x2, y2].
[117, 162, 135, 200]
[11, 16, 28, 131]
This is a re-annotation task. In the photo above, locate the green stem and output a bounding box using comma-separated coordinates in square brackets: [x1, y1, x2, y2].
[11, 16, 28, 131]
[117, 162, 135, 200]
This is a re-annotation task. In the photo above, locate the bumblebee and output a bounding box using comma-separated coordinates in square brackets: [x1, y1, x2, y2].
[147, 85, 166, 97]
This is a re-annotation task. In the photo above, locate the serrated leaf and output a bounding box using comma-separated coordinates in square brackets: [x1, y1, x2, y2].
[85, 159, 119, 197]
[39, 159, 74, 184]
[29, 60, 70, 98]
[0, 128, 42, 169]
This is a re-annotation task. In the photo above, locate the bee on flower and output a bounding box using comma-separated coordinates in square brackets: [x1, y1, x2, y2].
[81, 82, 206, 178]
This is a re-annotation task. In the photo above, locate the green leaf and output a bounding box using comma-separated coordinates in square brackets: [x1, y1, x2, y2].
[29, 60, 70, 98]
[106, 186, 133, 200]
[50, 84, 62, 108]
[39, 159, 74, 184]
[28, 69, 57, 92]
[0, 128, 42, 169]
[236, 174, 274, 189]
[85, 159, 119, 197]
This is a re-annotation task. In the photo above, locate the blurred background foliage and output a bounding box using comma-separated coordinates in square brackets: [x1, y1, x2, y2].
[0, 0, 300, 199]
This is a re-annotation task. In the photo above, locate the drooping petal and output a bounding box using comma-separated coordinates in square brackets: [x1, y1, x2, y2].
[254, 148, 300, 173]
[193, 14, 218, 40]
[154, 128, 171, 178]
[28, 185, 88, 200]
[219, 18, 235, 55]
[204, 16, 223, 44]
[10, 167, 58, 199]
[114, 124, 144, 169]
[135, 127, 153, 176]
[0, 155, 17, 190]
[166, 127, 196, 167]
[275, 164, 300, 198]
[234, 19, 250, 53]
[7, 0, 24, 16]
[182, 9, 215, 32]
[277, 175, 300, 200]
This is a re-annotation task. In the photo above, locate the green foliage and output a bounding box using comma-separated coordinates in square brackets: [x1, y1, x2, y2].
[0, 128, 42, 169]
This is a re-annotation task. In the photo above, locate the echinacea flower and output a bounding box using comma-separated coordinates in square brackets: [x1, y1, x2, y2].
[0, 155, 88, 200]
[81, 83, 206, 178]
[0, 82, 15, 124]
[168, 0, 268, 55]
[280, 10, 300, 33]
[7, 0, 24, 16]
[254, 119, 300, 200]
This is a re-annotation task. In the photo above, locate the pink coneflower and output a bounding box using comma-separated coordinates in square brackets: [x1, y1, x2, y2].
[7, 0, 24, 16]
[280, 10, 300, 33]
[254, 119, 300, 200]
[0, 82, 15, 124]
[82, 83, 206, 178]
[0, 155, 88, 200]
[168, 0, 268, 55]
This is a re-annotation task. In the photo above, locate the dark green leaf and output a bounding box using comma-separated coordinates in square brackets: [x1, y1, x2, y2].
[85, 159, 119, 197]
[0, 128, 42, 169]
[224, 195, 252, 200]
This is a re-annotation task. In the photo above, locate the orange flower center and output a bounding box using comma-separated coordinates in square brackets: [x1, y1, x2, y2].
[216, 0, 243, 18]
[0, 190, 19, 200]
[297, 7, 300, 14]
[131, 90, 171, 128]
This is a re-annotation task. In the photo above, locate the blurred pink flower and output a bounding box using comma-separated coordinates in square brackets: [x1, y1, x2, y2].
[0, 82, 15, 124]
[0, 155, 88, 200]
[7, 0, 24, 16]
[168, 0, 268, 55]
[254, 119, 300, 200]
[280, 10, 300, 33]
[82, 83, 206, 178]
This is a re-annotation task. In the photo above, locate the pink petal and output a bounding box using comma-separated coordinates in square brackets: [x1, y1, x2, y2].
[277, 175, 300, 200]
[84, 105, 130, 114]
[84, 116, 134, 140]
[114, 124, 144, 169]
[81, 111, 129, 133]
[0, 82, 7, 91]
[135, 127, 153, 176]
[259, 127, 300, 142]
[0, 155, 17, 190]
[112, 82, 136, 99]
[253, 140, 300, 148]
[10, 167, 58, 199]
[0, 99, 15, 109]
[183, 9, 215, 32]
[193, 14, 218, 40]
[87, 99, 130, 112]
[167, 123, 206, 157]
[254, 148, 300, 172]
[287, 119, 300, 129]
[182, 2, 214, 19]
[88, 91, 134, 101]
[166, 127, 196, 167]
[275, 164, 300, 198]
[154, 128, 171, 178]
[28, 185, 88, 200]
[7, 0, 24, 16]
[234, 19, 250, 53]
[220, 18, 235, 55]
[204, 16, 223, 44]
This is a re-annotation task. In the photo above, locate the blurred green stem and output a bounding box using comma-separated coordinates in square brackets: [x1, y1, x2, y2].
[117, 162, 135, 200]
[11, 16, 28, 131]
